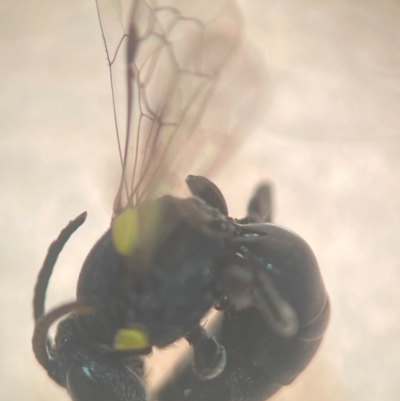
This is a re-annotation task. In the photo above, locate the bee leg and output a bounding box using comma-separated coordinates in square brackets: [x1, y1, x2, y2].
[237, 182, 272, 224]
[152, 184, 329, 401]
[152, 292, 329, 401]
[152, 214, 329, 401]
[185, 327, 226, 380]
[220, 261, 299, 338]
[185, 175, 228, 216]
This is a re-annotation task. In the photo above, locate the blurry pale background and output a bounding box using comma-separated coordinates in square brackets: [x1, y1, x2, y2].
[1, 0, 400, 400]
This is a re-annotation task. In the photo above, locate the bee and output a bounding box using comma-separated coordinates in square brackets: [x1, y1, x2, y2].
[32, 1, 330, 400]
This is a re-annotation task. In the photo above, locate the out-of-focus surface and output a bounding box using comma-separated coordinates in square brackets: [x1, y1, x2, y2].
[1, 0, 400, 400]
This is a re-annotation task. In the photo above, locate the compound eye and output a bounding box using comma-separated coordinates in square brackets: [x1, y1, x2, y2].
[67, 363, 119, 401]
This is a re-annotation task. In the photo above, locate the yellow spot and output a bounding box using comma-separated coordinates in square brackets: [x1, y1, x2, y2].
[112, 209, 139, 255]
[112, 203, 162, 257]
[113, 328, 149, 350]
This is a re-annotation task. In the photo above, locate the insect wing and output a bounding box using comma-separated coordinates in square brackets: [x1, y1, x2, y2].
[96, 0, 265, 215]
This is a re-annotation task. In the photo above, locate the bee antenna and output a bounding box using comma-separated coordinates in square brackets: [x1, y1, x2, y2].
[33, 212, 87, 322]
[32, 301, 93, 369]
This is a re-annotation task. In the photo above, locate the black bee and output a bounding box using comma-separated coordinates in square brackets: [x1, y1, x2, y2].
[32, 1, 330, 401]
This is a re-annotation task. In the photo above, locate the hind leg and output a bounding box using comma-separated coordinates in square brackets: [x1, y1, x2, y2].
[236, 183, 273, 224]
[247, 183, 273, 223]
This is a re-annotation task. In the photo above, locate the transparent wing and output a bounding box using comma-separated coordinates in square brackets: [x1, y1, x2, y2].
[96, 0, 265, 215]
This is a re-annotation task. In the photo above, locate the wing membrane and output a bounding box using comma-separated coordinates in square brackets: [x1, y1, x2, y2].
[96, 0, 265, 215]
